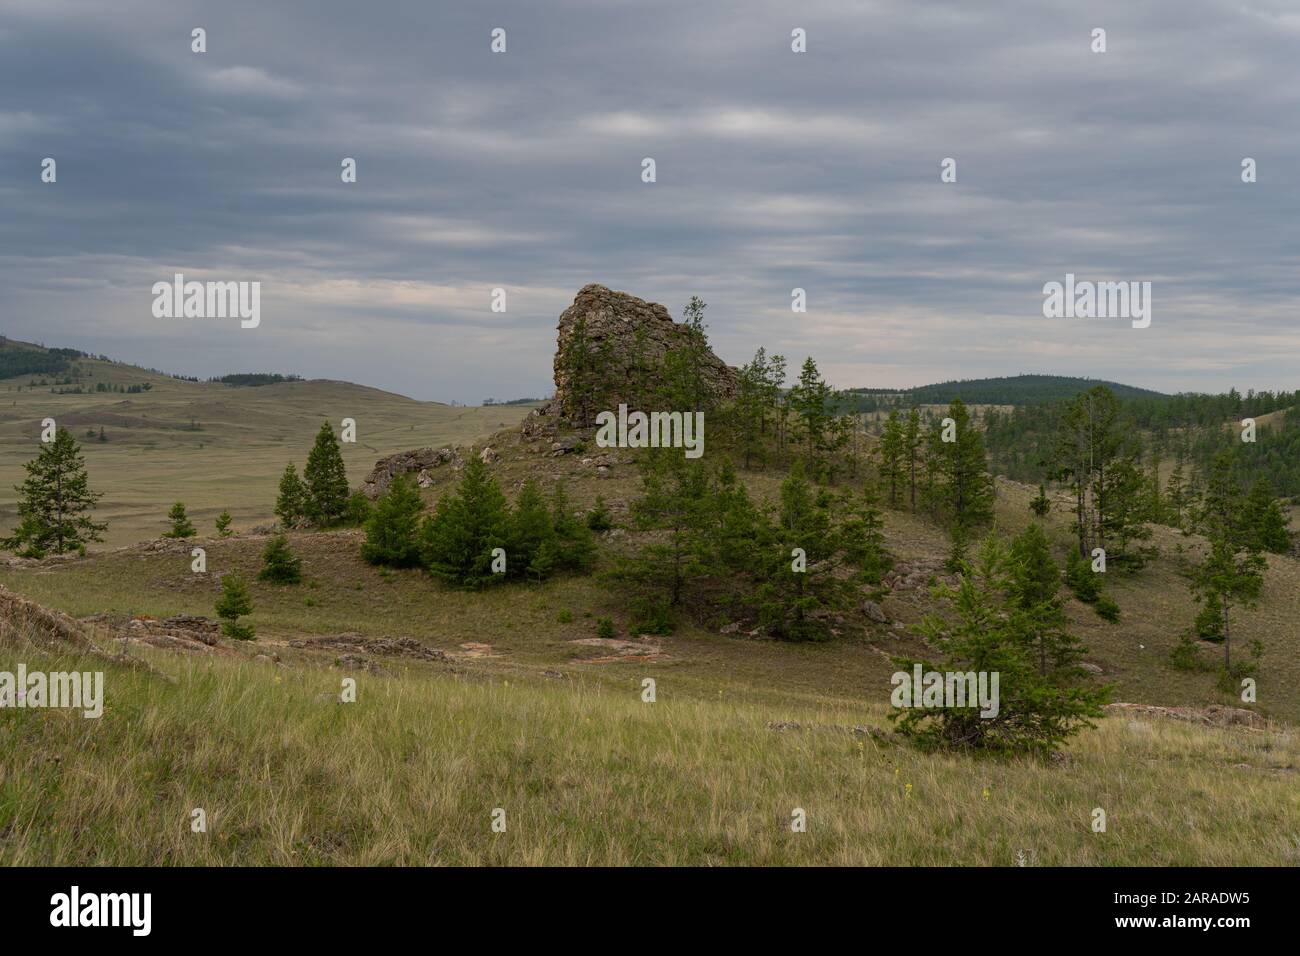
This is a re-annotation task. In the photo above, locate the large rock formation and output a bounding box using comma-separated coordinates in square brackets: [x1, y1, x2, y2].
[549, 284, 739, 424]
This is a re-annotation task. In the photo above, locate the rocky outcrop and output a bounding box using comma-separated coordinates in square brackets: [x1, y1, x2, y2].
[1104, 702, 1267, 728]
[0, 583, 93, 650]
[361, 446, 465, 499]
[550, 284, 740, 425]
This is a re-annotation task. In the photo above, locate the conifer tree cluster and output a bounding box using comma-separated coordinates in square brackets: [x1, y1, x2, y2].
[608, 450, 892, 641]
[365, 456, 594, 588]
[1051, 386, 1154, 569]
[275, 422, 352, 528]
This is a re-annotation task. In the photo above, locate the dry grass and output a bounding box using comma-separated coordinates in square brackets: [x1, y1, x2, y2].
[1, 645, 1297, 866]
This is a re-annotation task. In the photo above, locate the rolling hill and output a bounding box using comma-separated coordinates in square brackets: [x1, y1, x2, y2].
[0, 340, 535, 547]
[841, 374, 1167, 408]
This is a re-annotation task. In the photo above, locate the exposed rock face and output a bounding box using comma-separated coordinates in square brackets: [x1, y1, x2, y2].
[361, 446, 464, 499]
[550, 284, 740, 425]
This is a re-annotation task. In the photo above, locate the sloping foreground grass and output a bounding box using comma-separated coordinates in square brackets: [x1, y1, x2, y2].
[1, 647, 1297, 866]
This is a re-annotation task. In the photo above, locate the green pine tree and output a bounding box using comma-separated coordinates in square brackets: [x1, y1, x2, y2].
[613, 450, 714, 608]
[163, 502, 196, 539]
[215, 573, 255, 639]
[275, 463, 307, 527]
[510, 479, 556, 581]
[420, 456, 511, 588]
[891, 536, 1108, 754]
[549, 483, 595, 573]
[932, 399, 994, 530]
[903, 408, 922, 511]
[3, 426, 106, 557]
[215, 510, 233, 537]
[1008, 522, 1087, 677]
[1188, 454, 1267, 670]
[877, 410, 905, 507]
[1029, 483, 1052, 518]
[361, 474, 424, 568]
[586, 495, 614, 531]
[259, 534, 302, 584]
[789, 357, 834, 468]
[303, 422, 350, 525]
[1242, 477, 1291, 555]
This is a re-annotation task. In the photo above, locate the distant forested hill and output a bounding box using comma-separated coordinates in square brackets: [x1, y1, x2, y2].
[839, 374, 1165, 411]
[0, 339, 83, 380]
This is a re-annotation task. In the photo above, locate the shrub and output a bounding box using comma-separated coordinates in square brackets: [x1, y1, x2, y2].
[259, 535, 302, 585]
[163, 502, 196, 539]
[586, 496, 614, 531]
[1065, 550, 1102, 603]
[596, 617, 615, 639]
[1095, 595, 1120, 621]
[630, 596, 673, 635]
[215, 574, 254, 639]
[1170, 633, 1206, 671]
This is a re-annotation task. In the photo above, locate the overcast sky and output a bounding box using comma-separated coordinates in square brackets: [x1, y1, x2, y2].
[2, 0, 1298, 402]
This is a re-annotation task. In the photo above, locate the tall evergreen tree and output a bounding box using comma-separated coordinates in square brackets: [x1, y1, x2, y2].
[618, 450, 713, 606]
[1052, 385, 1150, 565]
[509, 478, 556, 581]
[734, 349, 770, 469]
[3, 426, 105, 556]
[789, 357, 834, 467]
[931, 399, 994, 530]
[275, 463, 307, 527]
[753, 460, 842, 641]
[877, 410, 905, 506]
[361, 474, 424, 568]
[420, 456, 512, 589]
[549, 483, 596, 573]
[903, 407, 922, 511]
[303, 422, 350, 525]
[1008, 523, 1085, 677]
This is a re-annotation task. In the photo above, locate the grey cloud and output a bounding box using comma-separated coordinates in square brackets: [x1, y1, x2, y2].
[0, 0, 1297, 401]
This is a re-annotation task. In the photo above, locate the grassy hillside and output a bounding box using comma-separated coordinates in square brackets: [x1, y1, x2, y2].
[1, 346, 1296, 866]
[2, 421, 1297, 725]
[0, 347, 534, 548]
[1, 641, 1296, 866]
